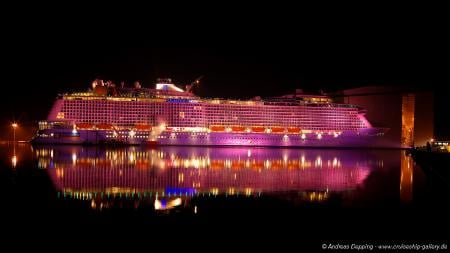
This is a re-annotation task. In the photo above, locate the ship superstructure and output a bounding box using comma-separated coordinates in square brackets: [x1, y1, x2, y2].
[32, 78, 387, 147]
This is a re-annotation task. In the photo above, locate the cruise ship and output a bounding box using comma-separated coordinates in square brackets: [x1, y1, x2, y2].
[32, 78, 388, 147]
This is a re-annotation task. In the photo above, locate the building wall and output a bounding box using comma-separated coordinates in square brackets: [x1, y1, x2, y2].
[340, 87, 402, 148]
[402, 94, 415, 147]
[339, 86, 433, 148]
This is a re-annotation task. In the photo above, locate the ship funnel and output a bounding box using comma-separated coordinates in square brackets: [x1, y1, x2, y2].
[92, 79, 104, 89]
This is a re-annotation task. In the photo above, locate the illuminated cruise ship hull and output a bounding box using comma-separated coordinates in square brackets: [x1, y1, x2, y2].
[32, 128, 386, 147]
[32, 79, 389, 147]
[157, 131, 382, 147]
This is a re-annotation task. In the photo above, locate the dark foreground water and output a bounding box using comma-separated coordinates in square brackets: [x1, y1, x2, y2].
[2, 144, 448, 249]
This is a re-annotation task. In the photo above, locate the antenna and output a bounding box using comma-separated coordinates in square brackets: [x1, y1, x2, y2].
[190, 75, 204, 86]
[187, 75, 204, 93]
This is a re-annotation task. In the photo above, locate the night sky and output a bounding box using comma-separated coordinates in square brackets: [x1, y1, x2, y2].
[2, 5, 449, 140]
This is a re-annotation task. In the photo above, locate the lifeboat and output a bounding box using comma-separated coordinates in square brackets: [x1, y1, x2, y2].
[96, 159, 109, 166]
[76, 123, 94, 129]
[231, 160, 245, 169]
[231, 126, 246, 132]
[96, 123, 114, 130]
[135, 124, 152, 131]
[287, 160, 299, 170]
[271, 127, 285, 133]
[210, 125, 225, 132]
[287, 127, 301, 133]
[211, 160, 225, 169]
[271, 161, 283, 170]
[251, 161, 264, 169]
[251, 126, 265, 133]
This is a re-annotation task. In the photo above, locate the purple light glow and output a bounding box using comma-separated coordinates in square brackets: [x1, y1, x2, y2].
[40, 146, 375, 195]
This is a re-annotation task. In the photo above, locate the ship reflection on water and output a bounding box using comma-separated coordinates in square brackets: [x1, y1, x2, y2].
[32, 146, 403, 213]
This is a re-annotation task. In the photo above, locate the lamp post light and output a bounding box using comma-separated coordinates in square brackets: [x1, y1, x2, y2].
[11, 122, 18, 168]
[12, 123, 18, 143]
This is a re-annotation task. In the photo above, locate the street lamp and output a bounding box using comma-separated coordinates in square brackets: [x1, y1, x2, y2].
[11, 122, 18, 168]
[12, 123, 18, 143]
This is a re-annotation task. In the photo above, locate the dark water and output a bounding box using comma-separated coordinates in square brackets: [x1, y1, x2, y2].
[2, 143, 448, 248]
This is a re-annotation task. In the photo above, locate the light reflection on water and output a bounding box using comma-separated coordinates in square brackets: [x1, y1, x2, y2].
[3, 144, 449, 248]
[24, 145, 414, 212]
